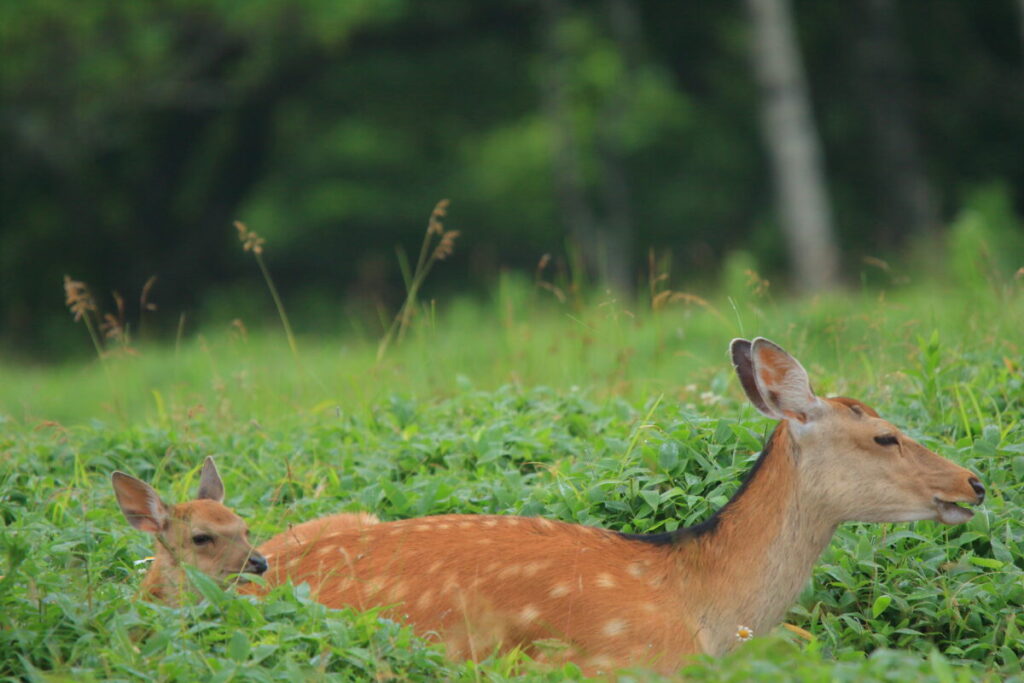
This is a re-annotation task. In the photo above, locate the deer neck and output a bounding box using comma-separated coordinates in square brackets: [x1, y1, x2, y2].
[140, 541, 187, 604]
[678, 422, 838, 655]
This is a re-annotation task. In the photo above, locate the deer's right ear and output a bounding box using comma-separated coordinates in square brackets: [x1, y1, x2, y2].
[112, 472, 168, 534]
[748, 337, 823, 423]
[731, 338, 777, 418]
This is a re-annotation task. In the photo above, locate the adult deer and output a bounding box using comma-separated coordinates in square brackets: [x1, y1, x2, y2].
[112, 338, 985, 675]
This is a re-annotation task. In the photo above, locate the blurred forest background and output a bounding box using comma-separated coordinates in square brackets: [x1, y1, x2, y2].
[2, 0, 1024, 359]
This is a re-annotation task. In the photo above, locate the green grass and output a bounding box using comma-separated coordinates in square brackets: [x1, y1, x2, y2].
[1, 273, 1022, 681]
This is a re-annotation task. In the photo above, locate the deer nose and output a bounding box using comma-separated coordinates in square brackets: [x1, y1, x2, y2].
[968, 477, 985, 504]
[248, 553, 268, 575]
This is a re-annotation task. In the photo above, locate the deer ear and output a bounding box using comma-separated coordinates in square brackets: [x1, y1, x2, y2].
[730, 338, 777, 418]
[112, 472, 168, 534]
[749, 338, 823, 423]
[197, 457, 224, 503]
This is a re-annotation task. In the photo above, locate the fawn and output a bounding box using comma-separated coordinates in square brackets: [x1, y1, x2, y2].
[113, 338, 985, 675]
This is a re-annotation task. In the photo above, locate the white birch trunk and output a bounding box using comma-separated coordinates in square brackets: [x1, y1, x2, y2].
[746, 0, 840, 292]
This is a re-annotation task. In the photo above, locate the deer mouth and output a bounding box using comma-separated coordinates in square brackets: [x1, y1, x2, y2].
[934, 497, 975, 525]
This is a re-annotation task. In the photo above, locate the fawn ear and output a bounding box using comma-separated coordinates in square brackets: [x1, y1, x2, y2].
[197, 457, 224, 503]
[112, 472, 168, 534]
[748, 338, 823, 423]
[731, 338, 775, 418]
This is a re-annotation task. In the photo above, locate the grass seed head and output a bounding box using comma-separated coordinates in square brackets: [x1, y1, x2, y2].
[63, 275, 96, 322]
[100, 291, 129, 345]
[140, 275, 158, 312]
[428, 199, 450, 236]
[433, 230, 460, 261]
[234, 221, 266, 255]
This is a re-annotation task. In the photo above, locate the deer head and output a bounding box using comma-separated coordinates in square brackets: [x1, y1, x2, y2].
[112, 457, 267, 602]
[730, 337, 985, 526]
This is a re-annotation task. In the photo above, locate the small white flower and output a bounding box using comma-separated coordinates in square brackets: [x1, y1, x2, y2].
[700, 391, 722, 405]
[736, 625, 754, 642]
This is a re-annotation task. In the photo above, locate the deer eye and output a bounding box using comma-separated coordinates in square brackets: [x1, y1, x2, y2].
[192, 533, 214, 546]
[874, 435, 899, 447]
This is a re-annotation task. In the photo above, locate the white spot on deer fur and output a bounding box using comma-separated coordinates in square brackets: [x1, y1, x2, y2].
[587, 655, 614, 672]
[506, 518, 520, 526]
[458, 521, 472, 529]
[427, 560, 443, 574]
[498, 564, 521, 579]
[484, 519, 498, 528]
[518, 604, 540, 624]
[602, 619, 628, 637]
[416, 589, 434, 610]
[595, 573, 617, 588]
[415, 524, 431, 532]
[538, 518, 554, 529]
[549, 582, 571, 598]
[640, 602, 658, 613]
[437, 523, 451, 530]
[522, 560, 548, 577]
[627, 563, 645, 578]
[316, 545, 334, 557]
[389, 582, 408, 601]
[476, 537, 493, 545]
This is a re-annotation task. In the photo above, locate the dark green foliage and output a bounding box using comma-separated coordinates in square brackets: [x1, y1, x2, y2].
[3, 1, 1024, 354]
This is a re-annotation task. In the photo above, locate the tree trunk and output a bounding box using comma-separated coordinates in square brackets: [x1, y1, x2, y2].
[852, 0, 939, 245]
[540, 0, 599, 289]
[746, 0, 840, 292]
[1019, 0, 1024, 78]
[593, 0, 641, 294]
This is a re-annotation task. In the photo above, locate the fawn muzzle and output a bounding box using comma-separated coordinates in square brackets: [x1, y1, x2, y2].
[246, 553, 269, 575]
[968, 477, 986, 503]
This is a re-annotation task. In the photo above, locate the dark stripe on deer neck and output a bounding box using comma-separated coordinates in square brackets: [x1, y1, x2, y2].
[617, 421, 789, 546]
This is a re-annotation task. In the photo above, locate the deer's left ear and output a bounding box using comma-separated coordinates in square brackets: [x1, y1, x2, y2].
[749, 338, 824, 423]
[731, 338, 776, 418]
[197, 457, 225, 503]
[112, 472, 169, 534]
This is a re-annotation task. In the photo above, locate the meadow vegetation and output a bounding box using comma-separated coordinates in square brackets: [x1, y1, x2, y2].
[1, 264, 1022, 680]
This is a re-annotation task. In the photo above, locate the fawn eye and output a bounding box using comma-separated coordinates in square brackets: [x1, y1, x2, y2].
[874, 435, 899, 447]
[192, 533, 214, 546]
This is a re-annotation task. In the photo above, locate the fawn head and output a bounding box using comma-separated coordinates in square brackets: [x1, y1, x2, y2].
[731, 338, 984, 525]
[112, 457, 267, 591]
